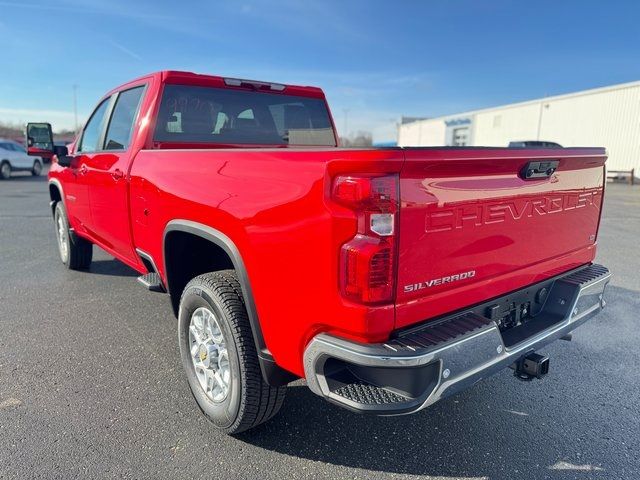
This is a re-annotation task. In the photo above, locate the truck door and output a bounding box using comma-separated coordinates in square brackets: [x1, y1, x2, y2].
[67, 96, 113, 233]
[83, 85, 146, 266]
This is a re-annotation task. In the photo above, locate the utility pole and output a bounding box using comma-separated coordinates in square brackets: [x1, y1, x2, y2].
[72, 84, 78, 133]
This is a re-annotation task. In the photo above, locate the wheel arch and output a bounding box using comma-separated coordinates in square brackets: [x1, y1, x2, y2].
[163, 220, 296, 386]
[48, 179, 64, 216]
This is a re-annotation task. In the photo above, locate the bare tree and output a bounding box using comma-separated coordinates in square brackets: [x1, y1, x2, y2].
[340, 131, 373, 148]
[0, 121, 76, 144]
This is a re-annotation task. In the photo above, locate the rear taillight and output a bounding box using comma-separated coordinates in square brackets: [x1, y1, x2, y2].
[333, 175, 399, 304]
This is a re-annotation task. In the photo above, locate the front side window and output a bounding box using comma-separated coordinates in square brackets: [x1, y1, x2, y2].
[154, 85, 336, 146]
[104, 86, 145, 150]
[79, 97, 111, 153]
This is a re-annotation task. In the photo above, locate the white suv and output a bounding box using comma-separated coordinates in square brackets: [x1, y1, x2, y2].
[0, 139, 43, 179]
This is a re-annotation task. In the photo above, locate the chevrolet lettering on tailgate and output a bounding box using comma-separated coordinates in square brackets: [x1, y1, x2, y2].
[425, 190, 601, 233]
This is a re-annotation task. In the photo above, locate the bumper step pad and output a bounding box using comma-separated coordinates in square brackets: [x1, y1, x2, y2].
[385, 312, 492, 353]
[561, 264, 610, 286]
[334, 383, 407, 405]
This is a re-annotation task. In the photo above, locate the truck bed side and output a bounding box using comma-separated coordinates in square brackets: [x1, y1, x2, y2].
[129, 148, 404, 376]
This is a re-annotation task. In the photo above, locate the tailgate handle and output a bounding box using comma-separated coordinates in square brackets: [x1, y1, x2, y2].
[520, 160, 559, 180]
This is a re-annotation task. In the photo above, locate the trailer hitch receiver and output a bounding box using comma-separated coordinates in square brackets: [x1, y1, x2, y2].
[512, 352, 550, 381]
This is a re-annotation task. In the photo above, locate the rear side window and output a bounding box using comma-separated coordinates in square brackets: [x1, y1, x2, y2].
[104, 86, 145, 150]
[154, 85, 336, 146]
[79, 98, 111, 152]
[2, 143, 26, 152]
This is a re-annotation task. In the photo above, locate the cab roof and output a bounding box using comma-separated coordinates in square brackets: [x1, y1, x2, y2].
[110, 70, 327, 99]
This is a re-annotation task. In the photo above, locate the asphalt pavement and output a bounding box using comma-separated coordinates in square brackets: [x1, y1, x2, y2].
[1, 169, 639, 479]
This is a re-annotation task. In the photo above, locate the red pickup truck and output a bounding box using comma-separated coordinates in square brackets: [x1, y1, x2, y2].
[28, 71, 611, 434]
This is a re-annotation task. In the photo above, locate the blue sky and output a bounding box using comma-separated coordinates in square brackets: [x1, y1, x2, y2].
[1, 0, 639, 141]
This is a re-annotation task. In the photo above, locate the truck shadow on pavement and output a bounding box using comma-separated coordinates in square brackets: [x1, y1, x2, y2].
[88, 259, 139, 277]
[236, 285, 637, 479]
[239, 384, 605, 479]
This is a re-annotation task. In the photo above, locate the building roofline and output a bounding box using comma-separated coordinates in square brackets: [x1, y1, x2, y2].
[412, 79, 640, 123]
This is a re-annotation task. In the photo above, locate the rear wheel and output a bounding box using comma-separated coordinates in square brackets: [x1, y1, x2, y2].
[53, 202, 93, 270]
[0, 161, 10, 180]
[31, 160, 42, 176]
[178, 270, 286, 434]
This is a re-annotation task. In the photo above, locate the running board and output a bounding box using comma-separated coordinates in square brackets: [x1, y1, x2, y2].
[137, 273, 165, 293]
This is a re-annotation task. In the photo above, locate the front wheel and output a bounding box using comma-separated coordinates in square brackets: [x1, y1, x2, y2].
[178, 270, 286, 434]
[31, 159, 42, 176]
[53, 202, 93, 270]
[0, 161, 10, 180]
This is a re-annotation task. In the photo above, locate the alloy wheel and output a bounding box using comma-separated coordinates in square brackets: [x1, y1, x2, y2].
[189, 307, 231, 403]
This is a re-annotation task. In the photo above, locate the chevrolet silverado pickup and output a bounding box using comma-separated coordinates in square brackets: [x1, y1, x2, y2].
[27, 71, 611, 434]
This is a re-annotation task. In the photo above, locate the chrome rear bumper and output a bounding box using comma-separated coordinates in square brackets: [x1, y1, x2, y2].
[303, 264, 611, 414]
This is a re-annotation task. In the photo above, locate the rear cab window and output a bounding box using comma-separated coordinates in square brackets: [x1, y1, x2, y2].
[153, 84, 336, 146]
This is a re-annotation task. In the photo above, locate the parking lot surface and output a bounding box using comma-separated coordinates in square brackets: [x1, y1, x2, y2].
[1, 171, 639, 480]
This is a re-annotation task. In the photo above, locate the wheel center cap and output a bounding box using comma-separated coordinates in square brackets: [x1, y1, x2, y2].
[198, 344, 208, 362]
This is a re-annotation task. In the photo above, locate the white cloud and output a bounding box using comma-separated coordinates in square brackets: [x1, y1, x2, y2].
[107, 39, 142, 61]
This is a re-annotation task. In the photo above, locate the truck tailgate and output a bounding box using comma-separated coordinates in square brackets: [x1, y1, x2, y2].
[395, 147, 606, 329]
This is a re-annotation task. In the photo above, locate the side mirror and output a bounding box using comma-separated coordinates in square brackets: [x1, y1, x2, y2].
[54, 145, 73, 167]
[26, 122, 55, 159]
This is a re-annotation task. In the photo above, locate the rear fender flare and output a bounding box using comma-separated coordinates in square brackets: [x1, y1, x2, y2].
[162, 220, 296, 386]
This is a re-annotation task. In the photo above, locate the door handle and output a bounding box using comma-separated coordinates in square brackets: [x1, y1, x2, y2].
[111, 168, 124, 181]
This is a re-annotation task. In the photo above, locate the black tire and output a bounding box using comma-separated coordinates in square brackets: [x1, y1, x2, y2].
[53, 202, 93, 270]
[0, 161, 10, 180]
[178, 270, 286, 434]
[31, 159, 42, 176]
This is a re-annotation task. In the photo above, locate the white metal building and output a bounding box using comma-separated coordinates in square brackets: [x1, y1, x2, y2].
[398, 80, 640, 175]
